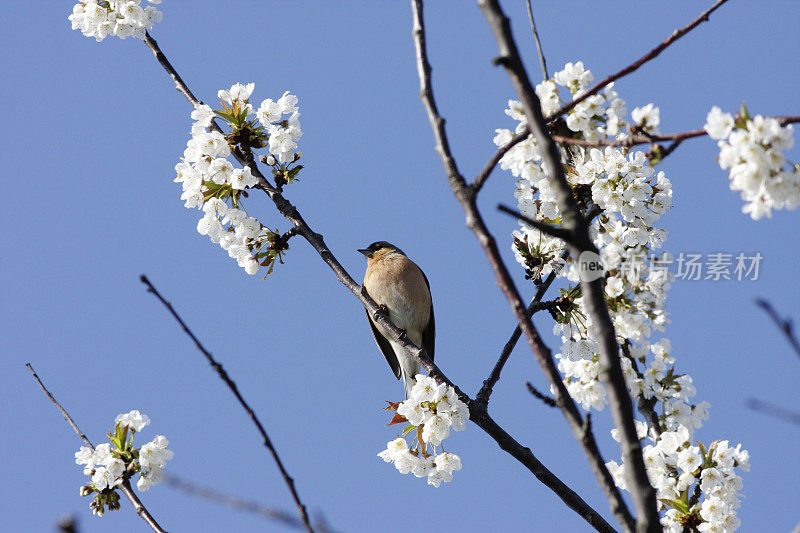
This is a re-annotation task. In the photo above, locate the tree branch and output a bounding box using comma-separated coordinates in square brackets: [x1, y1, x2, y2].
[26, 364, 168, 533]
[476, 0, 659, 530]
[525, 0, 548, 80]
[497, 204, 578, 245]
[162, 473, 336, 532]
[476, 205, 601, 406]
[143, 19, 614, 532]
[472, 130, 528, 192]
[551, 115, 800, 149]
[755, 298, 800, 361]
[476, 291, 565, 406]
[551, 0, 731, 119]
[620, 343, 662, 438]
[526, 382, 558, 408]
[413, 1, 633, 530]
[139, 276, 316, 533]
[473, 0, 732, 193]
[746, 398, 800, 426]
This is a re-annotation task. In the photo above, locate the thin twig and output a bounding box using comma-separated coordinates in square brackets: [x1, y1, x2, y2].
[620, 343, 662, 438]
[525, 0, 548, 80]
[551, 115, 800, 149]
[552, 129, 706, 147]
[746, 398, 800, 426]
[498, 204, 577, 245]
[476, 205, 601, 406]
[26, 364, 168, 533]
[755, 299, 800, 360]
[526, 382, 557, 408]
[162, 473, 336, 532]
[550, 0, 731, 120]
[472, 130, 528, 192]
[139, 276, 316, 533]
[476, 292, 564, 405]
[414, 1, 630, 531]
[145, 20, 610, 532]
[477, 0, 659, 530]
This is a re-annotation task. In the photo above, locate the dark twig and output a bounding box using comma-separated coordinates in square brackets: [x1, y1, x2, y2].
[472, 130, 528, 192]
[139, 276, 316, 533]
[476, 291, 564, 405]
[477, 0, 658, 530]
[474, 0, 732, 193]
[162, 473, 336, 532]
[498, 204, 577, 245]
[551, 115, 800, 149]
[620, 344, 662, 438]
[756, 299, 800, 360]
[146, 20, 609, 532]
[477, 205, 601, 406]
[26, 364, 168, 533]
[551, 129, 706, 148]
[551, 0, 731, 120]
[746, 398, 800, 426]
[527, 382, 557, 408]
[414, 1, 630, 531]
[525, 0, 548, 80]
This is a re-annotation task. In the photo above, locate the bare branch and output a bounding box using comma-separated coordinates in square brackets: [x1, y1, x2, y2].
[498, 204, 577, 245]
[413, 1, 633, 530]
[746, 398, 800, 426]
[551, 0, 731, 120]
[525, 0, 548, 80]
[755, 299, 800, 361]
[552, 129, 706, 148]
[526, 382, 557, 408]
[552, 116, 800, 149]
[476, 291, 565, 405]
[162, 474, 336, 532]
[139, 276, 316, 533]
[476, 0, 658, 530]
[476, 205, 601, 406]
[26, 364, 168, 533]
[472, 130, 528, 192]
[620, 344, 662, 438]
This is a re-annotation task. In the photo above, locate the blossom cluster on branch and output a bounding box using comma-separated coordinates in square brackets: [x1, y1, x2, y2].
[174, 83, 303, 276]
[69, 0, 163, 42]
[74, 411, 173, 516]
[495, 61, 750, 531]
[378, 375, 468, 487]
[705, 106, 799, 220]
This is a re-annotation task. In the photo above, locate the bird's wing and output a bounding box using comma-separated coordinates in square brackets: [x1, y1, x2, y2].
[364, 296, 402, 380]
[420, 270, 435, 363]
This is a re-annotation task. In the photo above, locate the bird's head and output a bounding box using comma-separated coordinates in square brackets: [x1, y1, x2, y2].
[358, 241, 405, 262]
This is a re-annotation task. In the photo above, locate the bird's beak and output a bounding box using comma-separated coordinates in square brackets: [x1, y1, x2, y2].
[357, 248, 372, 257]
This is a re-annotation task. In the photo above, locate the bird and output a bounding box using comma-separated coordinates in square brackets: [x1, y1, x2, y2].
[358, 241, 435, 399]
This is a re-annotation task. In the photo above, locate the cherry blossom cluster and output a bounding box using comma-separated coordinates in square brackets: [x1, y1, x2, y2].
[494, 62, 749, 530]
[607, 429, 749, 532]
[378, 375, 468, 487]
[68, 1, 163, 42]
[74, 411, 173, 516]
[175, 83, 303, 275]
[705, 106, 799, 220]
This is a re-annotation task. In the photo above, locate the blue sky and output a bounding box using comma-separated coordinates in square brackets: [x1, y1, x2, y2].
[3, 2, 798, 532]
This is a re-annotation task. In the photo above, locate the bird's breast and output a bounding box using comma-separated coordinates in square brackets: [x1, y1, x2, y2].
[364, 255, 431, 335]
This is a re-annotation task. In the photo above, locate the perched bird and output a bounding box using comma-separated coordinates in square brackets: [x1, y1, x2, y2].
[359, 241, 435, 398]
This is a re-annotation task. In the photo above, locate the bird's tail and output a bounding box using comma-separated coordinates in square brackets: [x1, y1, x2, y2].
[401, 369, 416, 400]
